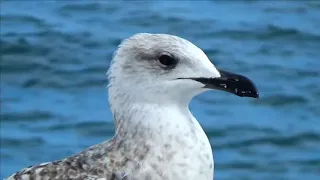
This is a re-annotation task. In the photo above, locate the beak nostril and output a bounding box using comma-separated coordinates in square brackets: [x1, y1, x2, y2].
[220, 84, 227, 89]
[228, 78, 239, 82]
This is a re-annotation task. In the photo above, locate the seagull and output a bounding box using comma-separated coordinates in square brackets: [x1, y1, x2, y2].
[6, 33, 259, 180]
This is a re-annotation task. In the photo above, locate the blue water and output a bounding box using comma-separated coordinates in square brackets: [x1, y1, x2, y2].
[1, 1, 320, 179]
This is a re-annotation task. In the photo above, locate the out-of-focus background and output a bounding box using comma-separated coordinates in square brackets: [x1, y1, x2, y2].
[1, 1, 319, 179]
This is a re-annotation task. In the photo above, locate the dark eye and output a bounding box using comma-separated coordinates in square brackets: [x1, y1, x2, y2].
[158, 53, 177, 67]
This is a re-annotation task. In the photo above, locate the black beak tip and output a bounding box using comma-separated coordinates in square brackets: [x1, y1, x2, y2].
[236, 85, 259, 99]
[235, 91, 259, 99]
[248, 92, 259, 99]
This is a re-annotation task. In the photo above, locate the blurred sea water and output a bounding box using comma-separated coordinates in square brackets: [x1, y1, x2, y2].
[1, 1, 320, 179]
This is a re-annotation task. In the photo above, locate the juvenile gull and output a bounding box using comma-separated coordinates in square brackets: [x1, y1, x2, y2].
[6, 33, 258, 180]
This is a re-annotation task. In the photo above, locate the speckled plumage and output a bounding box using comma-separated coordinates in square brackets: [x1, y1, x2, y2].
[6, 33, 219, 180]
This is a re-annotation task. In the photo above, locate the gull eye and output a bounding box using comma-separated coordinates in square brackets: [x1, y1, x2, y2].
[158, 53, 177, 67]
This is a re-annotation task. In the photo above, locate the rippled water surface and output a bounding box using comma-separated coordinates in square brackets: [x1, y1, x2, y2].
[1, 1, 320, 179]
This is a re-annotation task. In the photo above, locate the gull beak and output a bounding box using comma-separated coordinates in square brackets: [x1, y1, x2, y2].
[180, 70, 259, 98]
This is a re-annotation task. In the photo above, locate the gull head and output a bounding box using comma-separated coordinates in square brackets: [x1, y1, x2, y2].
[108, 33, 258, 106]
